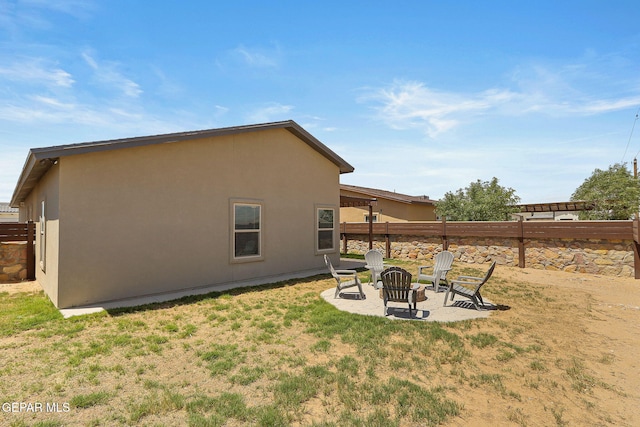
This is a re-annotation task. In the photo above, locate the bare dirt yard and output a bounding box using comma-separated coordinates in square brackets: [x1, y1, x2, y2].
[0, 263, 639, 426]
[442, 266, 640, 426]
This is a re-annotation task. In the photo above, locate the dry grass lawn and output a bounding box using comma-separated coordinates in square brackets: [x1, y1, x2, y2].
[0, 261, 638, 426]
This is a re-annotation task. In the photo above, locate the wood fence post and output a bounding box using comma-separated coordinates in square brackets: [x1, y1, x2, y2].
[385, 221, 391, 258]
[634, 218, 640, 279]
[368, 204, 373, 250]
[441, 218, 448, 250]
[341, 222, 348, 254]
[27, 221, 35, 280]
[518, 216, 526, 268]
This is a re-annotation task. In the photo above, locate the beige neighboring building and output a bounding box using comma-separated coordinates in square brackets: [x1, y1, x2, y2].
[0, 203, 19, 222]
[513, 202, 584, 221]
[340, 184, 437, 222]
[10, 121, 354, 308]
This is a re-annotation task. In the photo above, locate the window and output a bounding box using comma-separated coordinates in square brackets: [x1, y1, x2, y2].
[233, 203, 261, 260]
[39, 200, 46, 272]
[364, 214, 378, 222]
[317, 207, 335, 252]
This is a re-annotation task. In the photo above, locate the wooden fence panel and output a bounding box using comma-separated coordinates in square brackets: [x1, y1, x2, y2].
[385, 222, 444, 236]
[445, 221, 521, 238]
[341, 220, 635, 241]
[340, 219, 640, 277]
[522, 220, 632, 240]
[0, 223, 30, 242]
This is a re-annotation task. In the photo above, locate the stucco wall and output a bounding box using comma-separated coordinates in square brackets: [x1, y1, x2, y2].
[345, 235, 635, 277]
[20, 164, 60, 306]
[31, 127, 342, 308]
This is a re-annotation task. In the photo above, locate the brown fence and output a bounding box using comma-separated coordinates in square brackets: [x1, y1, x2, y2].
[0, 222, 35, 281]
[341, 218, 640, 278]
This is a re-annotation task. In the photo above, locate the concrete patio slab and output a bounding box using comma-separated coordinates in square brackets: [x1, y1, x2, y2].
[322, 259, 495, 322]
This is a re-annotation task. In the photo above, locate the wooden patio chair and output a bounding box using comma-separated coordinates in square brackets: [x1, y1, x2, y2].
[364, 249, 388, 288]
[416, 250, 454, 292]
[324, 255, 365, 299]
[444, 261, 496, 310]
[380, 267, 419, 317]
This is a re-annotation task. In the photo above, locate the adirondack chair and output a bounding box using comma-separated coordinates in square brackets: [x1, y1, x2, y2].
[380, 267, 419, 317]
[364, 249, 387, 288]
[416, 251, 454, 292]
[444, 261, 496, 310]
[324, 255, 365, 299]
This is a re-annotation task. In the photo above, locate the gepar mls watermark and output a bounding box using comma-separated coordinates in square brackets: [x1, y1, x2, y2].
[2, 402, 70, 413]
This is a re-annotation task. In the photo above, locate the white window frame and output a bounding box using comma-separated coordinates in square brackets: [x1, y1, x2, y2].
[230, 199, 264, 263]
[316, 206, 336, 253]
[39, 199, 46, 272]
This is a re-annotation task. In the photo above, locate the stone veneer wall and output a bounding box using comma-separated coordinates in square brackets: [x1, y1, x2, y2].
[0, 242, 29, 283]
[344, 235, 635, 277]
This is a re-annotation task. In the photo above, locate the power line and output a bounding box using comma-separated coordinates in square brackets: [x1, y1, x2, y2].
[622, 106, 640, 162]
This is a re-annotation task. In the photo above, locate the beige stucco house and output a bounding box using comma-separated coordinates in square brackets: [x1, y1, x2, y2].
[340, 184, 437, 222]
[0, 203, 19, 222]
[10, 121, 353, 308]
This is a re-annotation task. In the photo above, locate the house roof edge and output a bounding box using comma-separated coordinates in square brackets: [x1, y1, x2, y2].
[10, 120, 354, 206]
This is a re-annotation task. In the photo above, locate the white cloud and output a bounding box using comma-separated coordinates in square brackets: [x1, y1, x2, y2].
[246, 103, 293, 123]
[362, 58, 640, 138]
[0, 0, 95, 35]
[361, 80, 512, 137]
[20, 0, 96, 20]
[575, 97, 640, 114]
[0, 96, 110, 126]
[233, 44, 280, 68]
[214, 105, 229, 114]
[82, 52, 142, 98]
[0, 59, 74, 87]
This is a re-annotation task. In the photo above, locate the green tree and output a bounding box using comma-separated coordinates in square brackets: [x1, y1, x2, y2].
[571, 163, 640, 220]
[436, 177, 521, 221]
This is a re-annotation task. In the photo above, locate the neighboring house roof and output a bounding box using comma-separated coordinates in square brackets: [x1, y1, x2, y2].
[0, 202, 18, 213]
[340, 184, 436, 205]
[10, 120, 354, 207]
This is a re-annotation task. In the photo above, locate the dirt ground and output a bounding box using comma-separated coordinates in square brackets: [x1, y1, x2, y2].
[444, 266, 640, 427]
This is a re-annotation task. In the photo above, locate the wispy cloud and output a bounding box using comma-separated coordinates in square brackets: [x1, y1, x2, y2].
[0, 58, 74, 88]
[362, 64, 640, 138]
[20, 0, 96, 20]
[0, 0, 95, 35]
[246, 102, 293, 123]
[360, 82, 640, 138]
[0, 94, 118, 126]
[0, 53, 147, 130]
[233, 44, 281, 68]
[360, 80, 514, 137]
[82, 52, 142, 98]
[570, 97, 640, 114]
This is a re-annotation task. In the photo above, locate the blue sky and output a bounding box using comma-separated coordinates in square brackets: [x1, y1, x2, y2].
[2, 1, 640, 204]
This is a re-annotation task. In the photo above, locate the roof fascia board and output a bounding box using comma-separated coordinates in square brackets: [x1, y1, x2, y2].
[341, 186, 432, 205]
[10, 152, 41, 207]
[29, 121, 291, 159]
[350, 190, 412, 205]
[284, 124, 354, 174]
